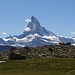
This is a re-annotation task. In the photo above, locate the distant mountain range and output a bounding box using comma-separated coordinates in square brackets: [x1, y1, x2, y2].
[0, 16, 75, 47]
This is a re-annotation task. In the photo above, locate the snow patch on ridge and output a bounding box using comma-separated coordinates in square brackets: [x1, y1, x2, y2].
[3, 38, 13, 41]
[72, 38, 75, 42]
[42, 35, 59, 41]
[42, 39, 50, 42]
[12, 44, 25, 47]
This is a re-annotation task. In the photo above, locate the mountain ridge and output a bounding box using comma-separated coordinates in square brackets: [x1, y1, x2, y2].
[0, 16, 75, 47]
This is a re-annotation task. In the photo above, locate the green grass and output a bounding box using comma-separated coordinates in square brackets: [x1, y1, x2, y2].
[0, 58, 75, 75]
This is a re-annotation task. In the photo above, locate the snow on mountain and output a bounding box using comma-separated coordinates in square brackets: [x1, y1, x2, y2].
[42, 35, 59, 41]
[72, 37, 75, 42]
[1, 16, 75, 47]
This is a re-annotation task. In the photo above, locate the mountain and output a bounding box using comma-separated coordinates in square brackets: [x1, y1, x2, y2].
[58, 36, 75, 44]
[0, 16, 61, 47]
[0, 16, 75, 47]
[0, 45, 13, 51]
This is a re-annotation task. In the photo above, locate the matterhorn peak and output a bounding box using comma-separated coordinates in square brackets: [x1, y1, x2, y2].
[24, 16, 57, 36]
[1, 16, 61, 47]
[31, 16, 39, 22]
[24, 16, 41, 32]
[28, 16, 41, 27]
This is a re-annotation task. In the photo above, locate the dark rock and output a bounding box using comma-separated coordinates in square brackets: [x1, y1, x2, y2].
[9, 54, 26, 60]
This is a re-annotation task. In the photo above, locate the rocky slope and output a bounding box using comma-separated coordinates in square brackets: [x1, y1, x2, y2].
[1, 44, 75, 60]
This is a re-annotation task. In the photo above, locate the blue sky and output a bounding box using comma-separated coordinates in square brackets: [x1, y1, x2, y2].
[0, 0, 75, 38]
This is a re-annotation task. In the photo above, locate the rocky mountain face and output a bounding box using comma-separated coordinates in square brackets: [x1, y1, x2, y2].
[59, 36, 75, 44]
[0, 16, 75, 48]
[0, 16, 61, 47]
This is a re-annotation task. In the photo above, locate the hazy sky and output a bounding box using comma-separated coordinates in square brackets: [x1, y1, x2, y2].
[0, 0, 75, 38]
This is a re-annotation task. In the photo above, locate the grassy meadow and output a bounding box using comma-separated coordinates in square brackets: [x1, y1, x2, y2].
[0, 58, 75, 75]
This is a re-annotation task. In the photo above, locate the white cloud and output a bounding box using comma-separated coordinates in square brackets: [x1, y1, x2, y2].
[1, 32, 7, 35]
[25, 19, 31, 22]
[70, 31, 75, 34]
[24, 27, 31, 32]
